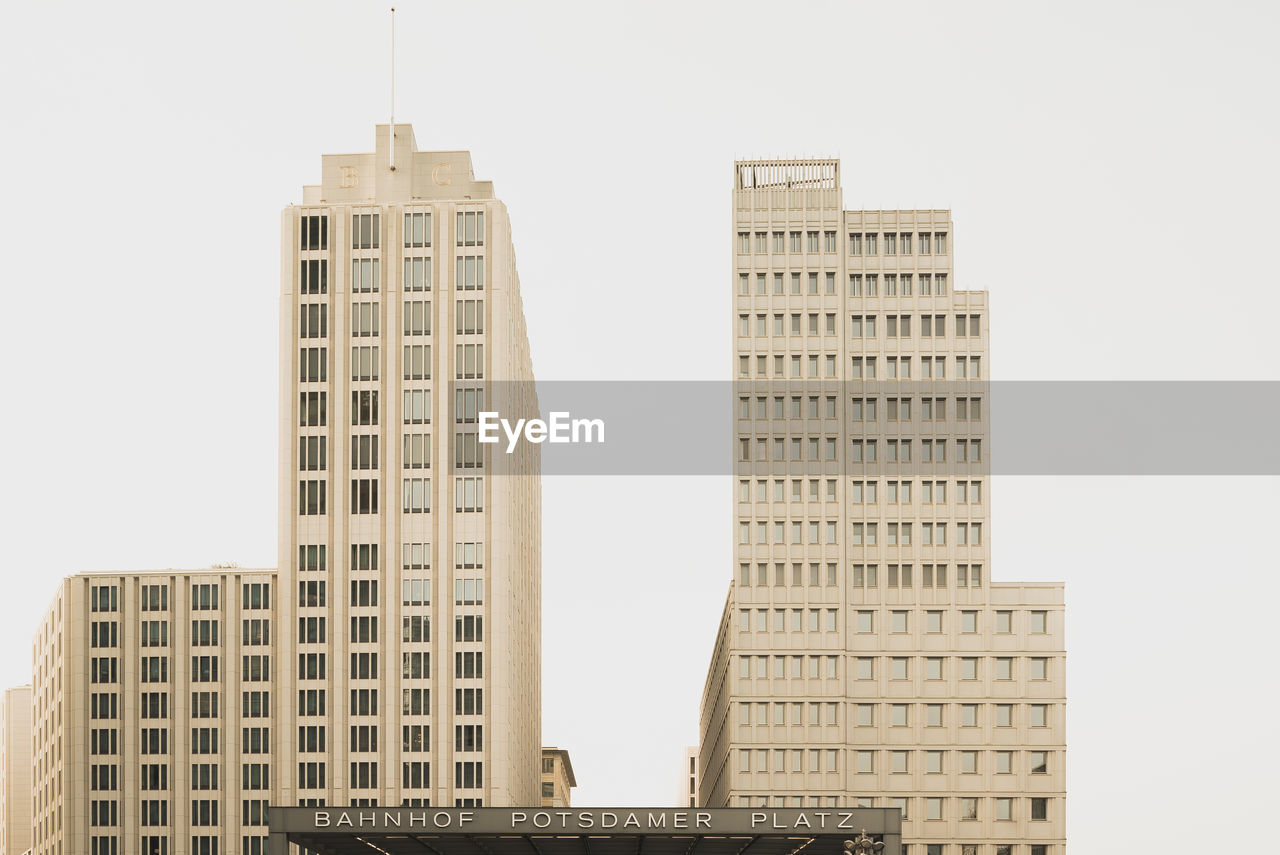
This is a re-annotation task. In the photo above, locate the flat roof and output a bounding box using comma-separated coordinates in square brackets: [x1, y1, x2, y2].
[267, 807, 902, 855]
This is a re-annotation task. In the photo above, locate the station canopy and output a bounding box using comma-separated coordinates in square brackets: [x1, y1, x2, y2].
[267, 807, 902, 855]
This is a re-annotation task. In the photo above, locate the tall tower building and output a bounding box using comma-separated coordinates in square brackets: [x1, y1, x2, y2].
[698, 160, 1065, 855]
[277, 124, 541, 812]
[25, 125, 542, 855]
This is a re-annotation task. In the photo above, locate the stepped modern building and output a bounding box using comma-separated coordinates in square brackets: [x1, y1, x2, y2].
[24, 125, 542, 855]
[698, 160, 1066, 855]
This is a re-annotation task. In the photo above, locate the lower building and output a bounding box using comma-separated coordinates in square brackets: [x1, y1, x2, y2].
[678, 747, 698, 808]
[698, 584, 1066, 855]
[1, 685, 32, 855]
[32, 570, 278, 855]
[539, 748, 575, 807]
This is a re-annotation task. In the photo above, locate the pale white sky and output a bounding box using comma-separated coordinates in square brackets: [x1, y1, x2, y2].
[1, 0, 1277, 848]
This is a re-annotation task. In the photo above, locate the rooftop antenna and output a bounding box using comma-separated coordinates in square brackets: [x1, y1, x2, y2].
[389, 6, 397, 171]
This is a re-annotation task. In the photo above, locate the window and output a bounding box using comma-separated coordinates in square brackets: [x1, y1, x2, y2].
[349, 478, 378, 515]
[403, 389, 431, 425]
[995, 610, 1012, 634]
[351, 345, 378, 381]
[855, 751, 875, 773]
[1031, 798, 1048, 821]
[297, 581, 325, 608]
[961, 611, 978, 633]
[996, 658, 1013, 681]
[350, 616, 379, 643]
[300, 259, 328, 296]
[404, 211, 432, 247]
[960, 798, 978, 821]
[457, 299, 484, 335]
[352, 213, 379, 249]
[1031, 657, 1049, 680]
[298, 617, 326, 644]
[140, 584, 167, 612]
[349, 581, 379, 609]
[91, 621, 118, 648]
[403, 344, 431, 380]
[404, 433, 431, 469]
[996, 751, 1013, 774]
[456, 211, 485, 246]
[299, 347, 327, 382]
[456, 343, 483, 378]
[301, 214, 328, 250]
[1031, 751, 1048, 774]
[996, 798, 1013, 821]
[351, 257, 380, 294]
[1031, 704, 1049, 727]
[348, 303, 379, 340]
[455, 760, 483, 788]
[191, 584, 219, 610]
[241, 619, 269, 646]
[456, 255, 485, 290]
[403, 256, 432, 294]
[350, 543, 378, 572]
[455, 476, 484, 512]
[925, 800, 943, 822]
[996, 704, 1014, 727]
[299, 303, 327, 339]
[1031, 610, 1048, 634]
[300, 391, 328, 428]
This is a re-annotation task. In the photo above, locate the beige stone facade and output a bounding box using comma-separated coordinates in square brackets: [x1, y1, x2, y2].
[277, 124, 541, 813]
[699, 160, 1066, 855]
[539, 748, 575, 807]
[0, 685, 31, 855]
[24, 125, 542, 855]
